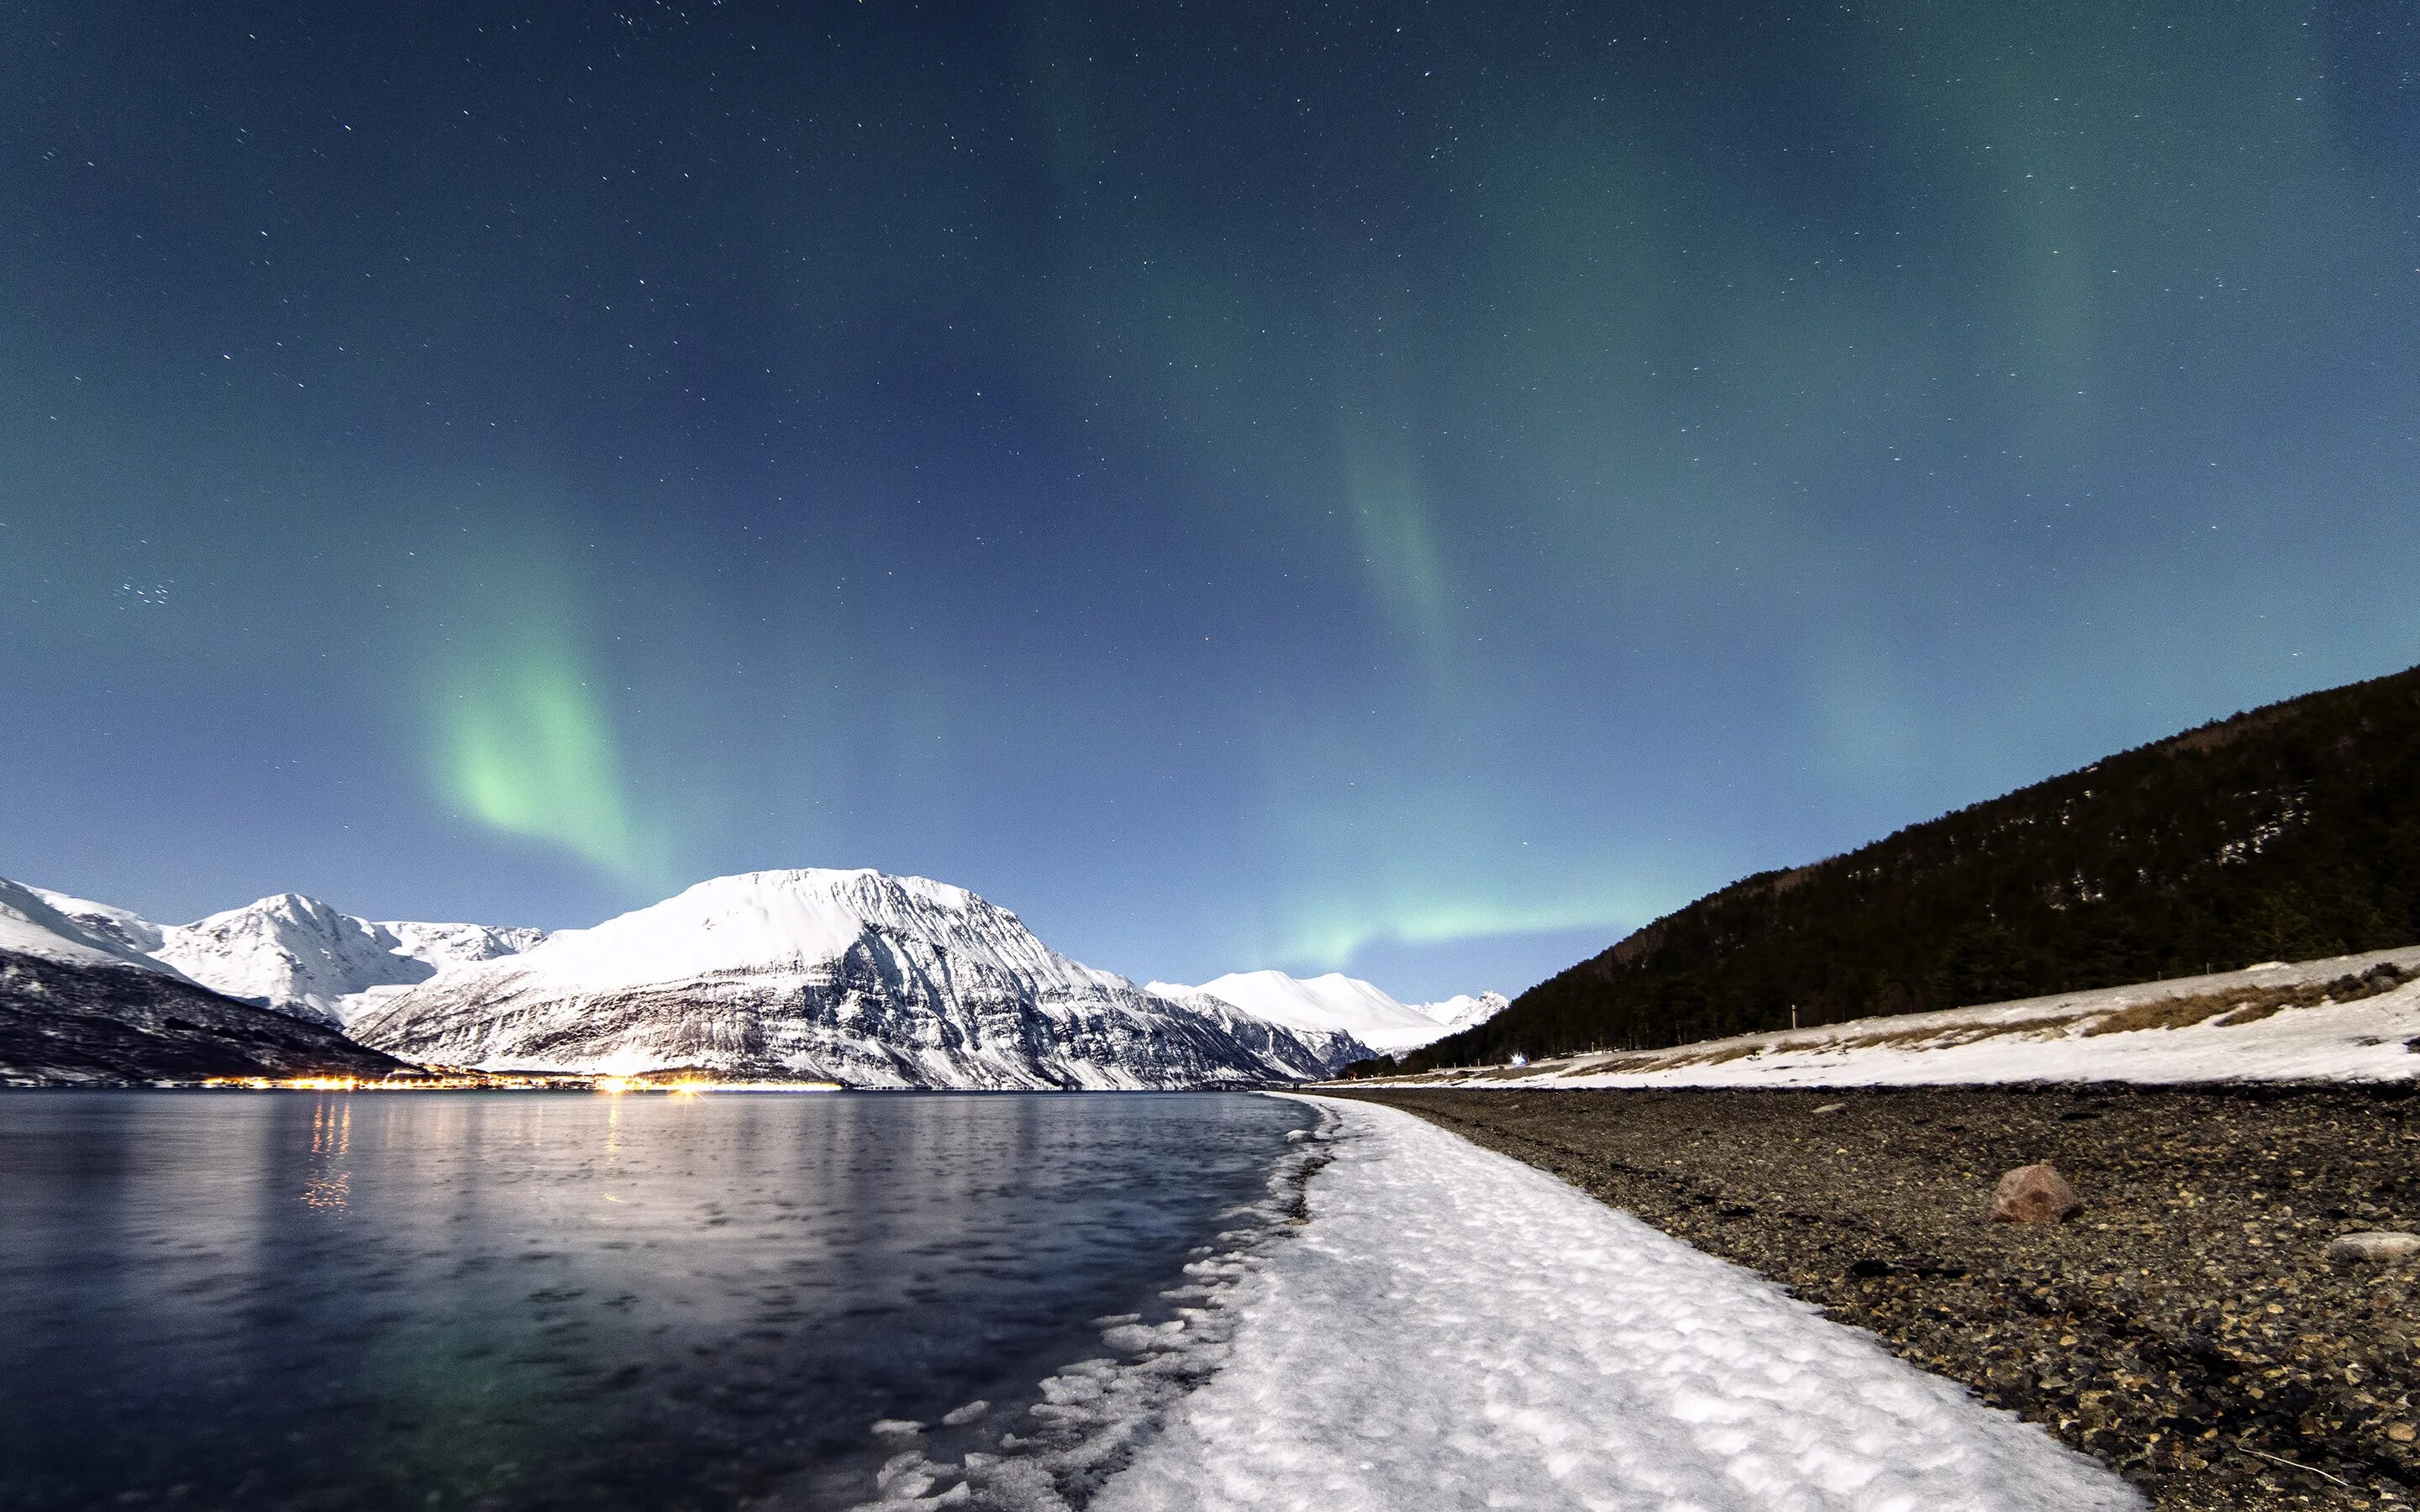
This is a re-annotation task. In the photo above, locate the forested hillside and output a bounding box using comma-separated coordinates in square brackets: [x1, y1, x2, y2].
[1406, 664, 2420, 1071]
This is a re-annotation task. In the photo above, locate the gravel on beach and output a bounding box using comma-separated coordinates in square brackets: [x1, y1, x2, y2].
[1339, 1084, 2420, 1511]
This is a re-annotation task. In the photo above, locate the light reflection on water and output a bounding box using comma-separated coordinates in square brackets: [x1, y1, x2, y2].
[0, 1089, 1312, 1511]
[302, 1098, 351, 1211]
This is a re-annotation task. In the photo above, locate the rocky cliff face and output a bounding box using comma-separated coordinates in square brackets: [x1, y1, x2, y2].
[353, 869, 1370, 1088]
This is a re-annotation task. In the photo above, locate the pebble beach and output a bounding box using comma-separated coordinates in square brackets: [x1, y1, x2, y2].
[1344, 1084, 2420, 1510]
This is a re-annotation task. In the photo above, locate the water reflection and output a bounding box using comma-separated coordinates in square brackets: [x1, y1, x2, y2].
[302, 1095, 351, 1211]
[0, 1090, 1311, 1511]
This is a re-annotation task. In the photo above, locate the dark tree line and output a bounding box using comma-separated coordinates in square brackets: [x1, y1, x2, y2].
[1404, 664, 2420, 1072]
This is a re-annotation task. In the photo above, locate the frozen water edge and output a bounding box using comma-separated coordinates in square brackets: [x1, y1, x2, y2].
[1090, 1095, 2141, 1512]
[847, 1095, 2138, 1511]
[840, 1111, 1338, 1511]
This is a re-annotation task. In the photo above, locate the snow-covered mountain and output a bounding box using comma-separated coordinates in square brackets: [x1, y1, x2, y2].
[352, 869, 1370, 1089]
[1160, 970, 1510, 1056]
[31, 888, 545, 1026]
[1417, 990, 1514, 1038]
[0, 880, 411, 1084]
[2, 879, 186, 974]
[8, 869, 1475, 1088]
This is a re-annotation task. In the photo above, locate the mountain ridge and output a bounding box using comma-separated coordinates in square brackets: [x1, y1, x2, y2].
[1408, 663, 2420, 1071]
[6, 869, 1502, 1089]
[351, 869, 1377, 1089]
[32, 887, 547, 1026]
[0, 880, 413, 1084]
[1157, 969, 1508, 1054]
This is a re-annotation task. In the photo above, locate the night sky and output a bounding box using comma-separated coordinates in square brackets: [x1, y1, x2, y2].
[4, 3, 2416, 1000]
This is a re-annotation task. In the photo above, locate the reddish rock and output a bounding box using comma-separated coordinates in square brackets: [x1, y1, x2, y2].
[1990, 1163, 2082, 1224]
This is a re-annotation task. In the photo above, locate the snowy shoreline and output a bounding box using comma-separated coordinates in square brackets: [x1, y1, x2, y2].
[1086, 1095, 2138, 1511]
[1378, 947, 2420, 1092]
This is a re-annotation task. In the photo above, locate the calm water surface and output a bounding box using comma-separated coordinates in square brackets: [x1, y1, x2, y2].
[0, 1089, 1314, 1511]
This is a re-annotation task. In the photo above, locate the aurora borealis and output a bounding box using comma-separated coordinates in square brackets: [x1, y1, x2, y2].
[3, 3, 2415, 999]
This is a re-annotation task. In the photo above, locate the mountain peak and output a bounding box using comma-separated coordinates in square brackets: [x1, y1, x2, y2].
[21, 881, 547, 1028]
[505, 868, 1041, 994]
[1181, 969, 1502, 1055]
[673, 868, 996, 916]
[353, 870, 1361, 1089]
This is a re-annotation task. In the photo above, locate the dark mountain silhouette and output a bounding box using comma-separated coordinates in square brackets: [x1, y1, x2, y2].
[1405, 664, 2420, 1072]
[0, 951, 413, 1085]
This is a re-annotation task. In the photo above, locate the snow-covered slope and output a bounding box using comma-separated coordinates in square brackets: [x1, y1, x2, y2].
[149, 894, 460, 1027]
[353, 869, 1367, 1089]
[381, 919, 550, 969]
[20, 887, 171, 960]
[1163, 971, 1505, 1055]
[1144, 981, 1374, 1080]
[30, 887, 544, 1026]
[1, 880, 187, 974]
[1397, 947, 2420, 1089]
[1410, 990, 1512, 1038]
[0, 879, 413, 1084]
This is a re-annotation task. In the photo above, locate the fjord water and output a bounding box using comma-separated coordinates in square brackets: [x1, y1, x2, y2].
[0, 1089, 1315, 1510]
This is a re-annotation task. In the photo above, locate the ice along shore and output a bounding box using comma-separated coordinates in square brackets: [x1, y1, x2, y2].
[1086, 1095, 2135, 1512]
[1340, 1084, 2420, 1511]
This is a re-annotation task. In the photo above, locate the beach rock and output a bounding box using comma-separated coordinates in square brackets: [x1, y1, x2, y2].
[1990, 1163, 2083, 1224]
[1355, 1083, 2420, 1510]
[2325, 1231, 2420, 1268]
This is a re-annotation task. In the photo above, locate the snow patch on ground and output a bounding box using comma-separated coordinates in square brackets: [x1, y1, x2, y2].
[1409, 947, 2420, 1090]
[1088, 1097, 2137, 1512]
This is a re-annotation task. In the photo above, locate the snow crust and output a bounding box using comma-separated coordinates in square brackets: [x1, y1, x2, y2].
[1088, 1097, 2139, 1512]
[1165, 971, 1506, 1055]
[1415, 946, 2420, 1090]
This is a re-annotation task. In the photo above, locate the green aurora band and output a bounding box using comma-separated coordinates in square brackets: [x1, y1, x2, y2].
[426, 570, 651, 885]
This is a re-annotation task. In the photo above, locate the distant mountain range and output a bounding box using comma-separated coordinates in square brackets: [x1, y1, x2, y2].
[0, 881, 409, 1084]
[1152, 970, 1508, 1055]
[2, 868, 1503, 1089]
[1409, 663, 2420, 1072]
[350, 869, 1380, 1089]
[33, 886, 544, 1026]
